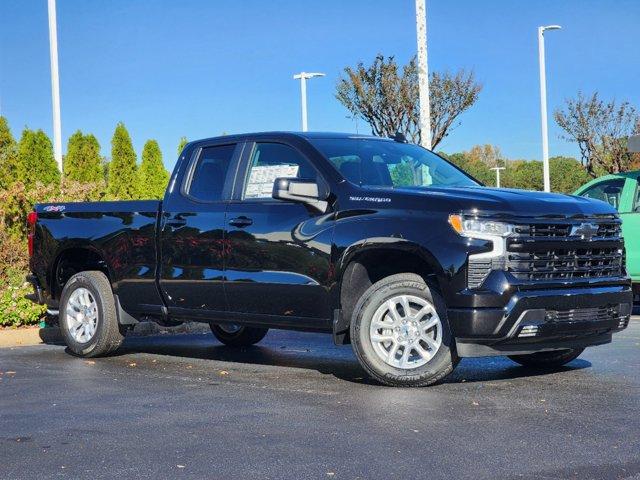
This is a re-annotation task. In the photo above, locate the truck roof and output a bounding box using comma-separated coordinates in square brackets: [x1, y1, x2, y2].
[187, 131, 392, 147]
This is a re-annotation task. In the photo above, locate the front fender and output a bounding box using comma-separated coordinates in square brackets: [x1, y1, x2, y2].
[330, 211, 473, 309]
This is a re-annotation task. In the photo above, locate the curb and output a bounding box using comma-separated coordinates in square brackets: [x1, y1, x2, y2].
[0, 327, 47, 348]
[0, 321, 211, 348]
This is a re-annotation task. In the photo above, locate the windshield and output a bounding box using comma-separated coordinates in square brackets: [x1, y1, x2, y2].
[309, 138, 480, 189]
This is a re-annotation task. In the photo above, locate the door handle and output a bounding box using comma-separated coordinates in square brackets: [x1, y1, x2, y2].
[228, 216, 253, 228]
[165, 217, 187, 228]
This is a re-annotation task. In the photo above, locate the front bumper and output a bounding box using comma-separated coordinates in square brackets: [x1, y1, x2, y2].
[448, 284, 632, 357]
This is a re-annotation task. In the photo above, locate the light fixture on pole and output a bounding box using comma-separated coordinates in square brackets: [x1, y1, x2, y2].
[415, 0, 432, 149]
[538, 24, 561, 192]
[491, 166, 506, 188]
[293, 72, 325, 132]
[47, 0, 63, 173]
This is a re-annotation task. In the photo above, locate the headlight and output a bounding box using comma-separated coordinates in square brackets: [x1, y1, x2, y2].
[448, 214, 513, 238]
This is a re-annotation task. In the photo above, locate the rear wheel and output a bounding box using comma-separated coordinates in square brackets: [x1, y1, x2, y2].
[508, 348, 584, 368]
[210, 323, 268, 347]
[350, 273, 458, 387]
[59, 271, 123, 357]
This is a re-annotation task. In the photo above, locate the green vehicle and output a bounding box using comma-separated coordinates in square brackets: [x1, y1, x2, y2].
[574, 171, 640, 301]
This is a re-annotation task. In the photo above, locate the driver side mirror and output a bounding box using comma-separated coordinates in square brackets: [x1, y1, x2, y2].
[272, 177, 328, 213]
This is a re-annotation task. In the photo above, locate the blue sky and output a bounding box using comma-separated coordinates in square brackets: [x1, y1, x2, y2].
[1, 0, 639, 170]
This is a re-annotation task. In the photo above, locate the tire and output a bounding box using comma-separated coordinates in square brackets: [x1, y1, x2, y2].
[59, 271, 124, 357]
[210, 323, 268, 347]
[508, 348, 584, 368]
[350, 273, 458, 387]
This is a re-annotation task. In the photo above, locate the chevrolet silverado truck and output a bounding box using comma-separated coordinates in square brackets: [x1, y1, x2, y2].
[27, 132, 633, 387]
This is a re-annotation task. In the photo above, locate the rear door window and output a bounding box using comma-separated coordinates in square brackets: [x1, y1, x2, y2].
[187, 144, 236, 202]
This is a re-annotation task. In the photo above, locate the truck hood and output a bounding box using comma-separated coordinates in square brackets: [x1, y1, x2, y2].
[391, 186, 617, 218]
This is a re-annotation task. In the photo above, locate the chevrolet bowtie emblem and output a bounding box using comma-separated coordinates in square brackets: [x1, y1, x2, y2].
[570, 222, 600, 240]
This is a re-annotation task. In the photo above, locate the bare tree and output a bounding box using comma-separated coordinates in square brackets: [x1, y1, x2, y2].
[554, 92, 640, 176]
[336, 54, 482, 148]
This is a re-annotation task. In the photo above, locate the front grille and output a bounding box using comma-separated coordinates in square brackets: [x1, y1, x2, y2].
[546, 305, 619, 323]
[516, 305, 629, 338]
[507, 218, 624, 282]
[465, 217, 624, 288]
[513, 221, 621, 239]
[507, 246, 623, 281]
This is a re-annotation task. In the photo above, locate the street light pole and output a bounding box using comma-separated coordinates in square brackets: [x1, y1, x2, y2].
[538, 24, 561, 192]
[293, 72, 325, 132]
[47, 0, 63, 172]
[415, 0, 432, 149]
[491, 166, 506, 188]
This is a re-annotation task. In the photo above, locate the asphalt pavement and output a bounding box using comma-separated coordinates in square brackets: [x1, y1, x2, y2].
[1, 320, 639, 480]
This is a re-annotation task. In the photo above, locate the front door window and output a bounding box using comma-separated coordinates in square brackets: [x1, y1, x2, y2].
[579, 178, 626, 211]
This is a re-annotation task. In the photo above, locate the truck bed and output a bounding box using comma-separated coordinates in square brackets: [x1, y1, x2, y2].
[31, 200, 163, 314]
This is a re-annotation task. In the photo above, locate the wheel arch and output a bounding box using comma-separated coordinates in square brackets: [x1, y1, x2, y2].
[49, 245, 113, 301]
[333, 240, 444, 344]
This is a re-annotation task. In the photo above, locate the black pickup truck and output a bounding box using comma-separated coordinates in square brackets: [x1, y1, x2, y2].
[27, 132, 632, 387]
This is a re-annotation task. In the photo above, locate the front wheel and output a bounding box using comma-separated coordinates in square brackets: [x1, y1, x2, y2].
[210, 323, 268, 347]
[350, 273, 458, 387]
[508, 348, 584, 368]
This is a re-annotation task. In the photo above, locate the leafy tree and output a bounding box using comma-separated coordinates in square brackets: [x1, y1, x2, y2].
[548, 156, 591, 193]
[465, 144, 504, 168]
[502, 160, 542, 191]
[554, 92, 640, 176]
[177, 136, 188, 156]
[102, 158, 110, 182]
[138, 139, 169, 199]
[64, 130, 103, 182]
[107, 122, 138, 199]
[442, 149, 588, 193]
[16, 128, 60, 189]
[336, 54, 482, 148]
[501, 157, 589, 193]
[441, 151, 495, 185]
[0, 116, 19, 189]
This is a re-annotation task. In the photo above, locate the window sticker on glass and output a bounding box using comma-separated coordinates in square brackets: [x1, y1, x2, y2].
[245, 164, 300, 198]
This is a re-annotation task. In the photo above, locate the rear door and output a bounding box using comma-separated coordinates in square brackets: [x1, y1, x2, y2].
[223, 140, 334, 327]
[158, 141, 243, 317]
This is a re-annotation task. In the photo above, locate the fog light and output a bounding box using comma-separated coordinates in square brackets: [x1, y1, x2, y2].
[519, 325, 539, 337]
[618, 316, 630, 329]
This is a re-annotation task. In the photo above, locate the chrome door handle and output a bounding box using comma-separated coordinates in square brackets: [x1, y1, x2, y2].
[228, 216, 253, 228]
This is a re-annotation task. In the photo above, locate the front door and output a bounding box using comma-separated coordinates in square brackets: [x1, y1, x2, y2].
[224, 141, 334, 327]
[158, 142, 241, 317]
[578, 175, 640, 282]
